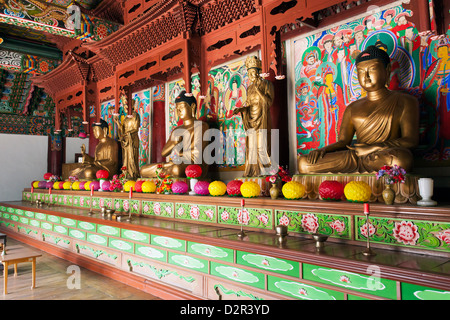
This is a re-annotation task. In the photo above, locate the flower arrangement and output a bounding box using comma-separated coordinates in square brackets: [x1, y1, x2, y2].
[68, 175, 79, 182]
[376, 165, 406, 184]
[155, 164, 173, 193]
[109, 174, 124, 192]
[46, 174, 61, 182]
[265, 166, 292, 184]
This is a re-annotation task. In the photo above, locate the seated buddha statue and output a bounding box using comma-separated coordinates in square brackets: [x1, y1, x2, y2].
[70, 119, 119, 180]
[140, 91, 209, 178]
[297, 44, 419, 174]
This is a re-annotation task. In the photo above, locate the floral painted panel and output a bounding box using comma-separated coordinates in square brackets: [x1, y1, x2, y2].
[218, 206, 272, 229]
[175, 203, 216, 223]
[356, 216, 450, 252]
[275, 210, 351, 239]
[142, 201, 174, 218]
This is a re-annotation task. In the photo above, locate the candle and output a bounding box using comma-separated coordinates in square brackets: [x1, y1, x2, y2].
[241, 199, 245, 207]
[364, 203, 369, 214]
[91, 188, 94, 197]
[31, 186, 34, 193]
[49, 188, 52, 195]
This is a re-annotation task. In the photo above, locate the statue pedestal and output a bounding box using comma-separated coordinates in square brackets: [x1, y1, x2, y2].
[293, 174, 421, 204]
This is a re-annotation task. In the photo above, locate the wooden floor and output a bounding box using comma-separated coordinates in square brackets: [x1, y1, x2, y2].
[0, 238, 161, 300]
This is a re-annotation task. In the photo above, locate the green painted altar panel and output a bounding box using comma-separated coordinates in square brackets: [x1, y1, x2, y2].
[77, 221, 96, 232]
[302, 263, 397, 299]
[35, 212, 46, 220]
[236, 251, 299, 277]
[97, 224, 121, 237]
[69, 228, 86, 240]
[267, 275, 345, 300]
[121, 229, 150, 243]
[47, 215, 60, 224]
[151, 235, 185, 252]
[401, 283, 450, 300]
[86, 232, 108, 246]
[61, 217, 77, 227]
[134, 244, 167, 262]
[187, 241, 234, 263]
[168, 252, 209, 274]
[24, 211, 34, 218]
[108, 238, 134, 254]
[54, 225, 68, 235]
[210, 261, 265, 290]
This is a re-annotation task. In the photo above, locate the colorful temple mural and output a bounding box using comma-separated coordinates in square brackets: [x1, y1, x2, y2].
[167, 58, 251, 168]
[293, 4, 450, 167]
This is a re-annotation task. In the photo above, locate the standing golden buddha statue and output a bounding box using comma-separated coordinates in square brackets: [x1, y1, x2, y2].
[140, 91, 209, 178]
[70, 120, 119, 180]
[114, 94, 140, 180]
[297, 44, 419, 174]
[233, 55, 275, 177]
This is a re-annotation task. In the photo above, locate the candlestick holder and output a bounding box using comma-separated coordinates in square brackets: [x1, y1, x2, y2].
[237, 200, 247, 238]
[362, 206, 376, 257]
[275, 225, 288, 247]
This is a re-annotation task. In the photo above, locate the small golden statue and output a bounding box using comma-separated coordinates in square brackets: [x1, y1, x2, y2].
[114, 93, 141, 180]
[70, 120, 119, 180]
[297, 43, 419, 174]
[233, 55, 275, 177]
[140, 91, 209, 178]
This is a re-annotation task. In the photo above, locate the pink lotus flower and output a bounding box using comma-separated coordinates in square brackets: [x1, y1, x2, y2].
[238, 208, 250, 225]
[190, 206, 200, 220]
[153, 203, 161, 215]
[360, 222, 376, 238]
[221, 210, 230, 221]
[143, 204, 149, 213]
[279, 215, 290, 226]
[165, 206, 172, 215]
[177, 207, 185, 216]
[257, 214, 269, 225]
[393, 220, 420, 245]
[436, 229, 450, 245]
[331, 220, 345, 233]
[123, 200, 129, 211]
[302, 213, 319, 233]
[205, 209, 214, 220]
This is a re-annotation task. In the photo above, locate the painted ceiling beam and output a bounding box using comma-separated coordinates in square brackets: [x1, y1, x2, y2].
[0, 36, 62, 60]
[0, 0, 121, 42]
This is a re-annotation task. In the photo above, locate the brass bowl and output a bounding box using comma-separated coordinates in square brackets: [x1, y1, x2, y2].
[312, 233, 328, 248]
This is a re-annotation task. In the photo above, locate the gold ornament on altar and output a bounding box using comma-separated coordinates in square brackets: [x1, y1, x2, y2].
[140, 91, 209, 178]
[114, 92, 141, 181]
[70, 120, 119, 180]
[297, 42, 419, 174]
[233, 55, 275, 177]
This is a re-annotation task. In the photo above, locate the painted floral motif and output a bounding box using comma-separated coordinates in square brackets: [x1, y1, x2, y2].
[302, 213, 319, 233]
[165, 205, 172, 215]
[221, 210, 230, 221]
[393, 220, 420, 245]
[257, 214, 269, 225]
[279, 214, 290, 226]
[340, 275, 351, 283]
[123, 200, 129, 211]
[330, 220, 345, 233]
[436, 229, 450, 245]
[238, 208, 250, 225]
[153, 203, 161, 215]
[143, 203, 149, 213]
[133, 203, 139, 212]
[360, 222, 376, 237]
[299, 288, 308, 296]
[99, 198, 104, 207]
[205, 209, 214, 220]
[190, 205, 200, 220]
[177, 206, 185, 217]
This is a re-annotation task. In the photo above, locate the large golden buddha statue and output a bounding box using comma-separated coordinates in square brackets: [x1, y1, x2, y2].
[70, 120, 119, 180]
[297, 44, 419, 174]
[140, 91, 209, 178]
